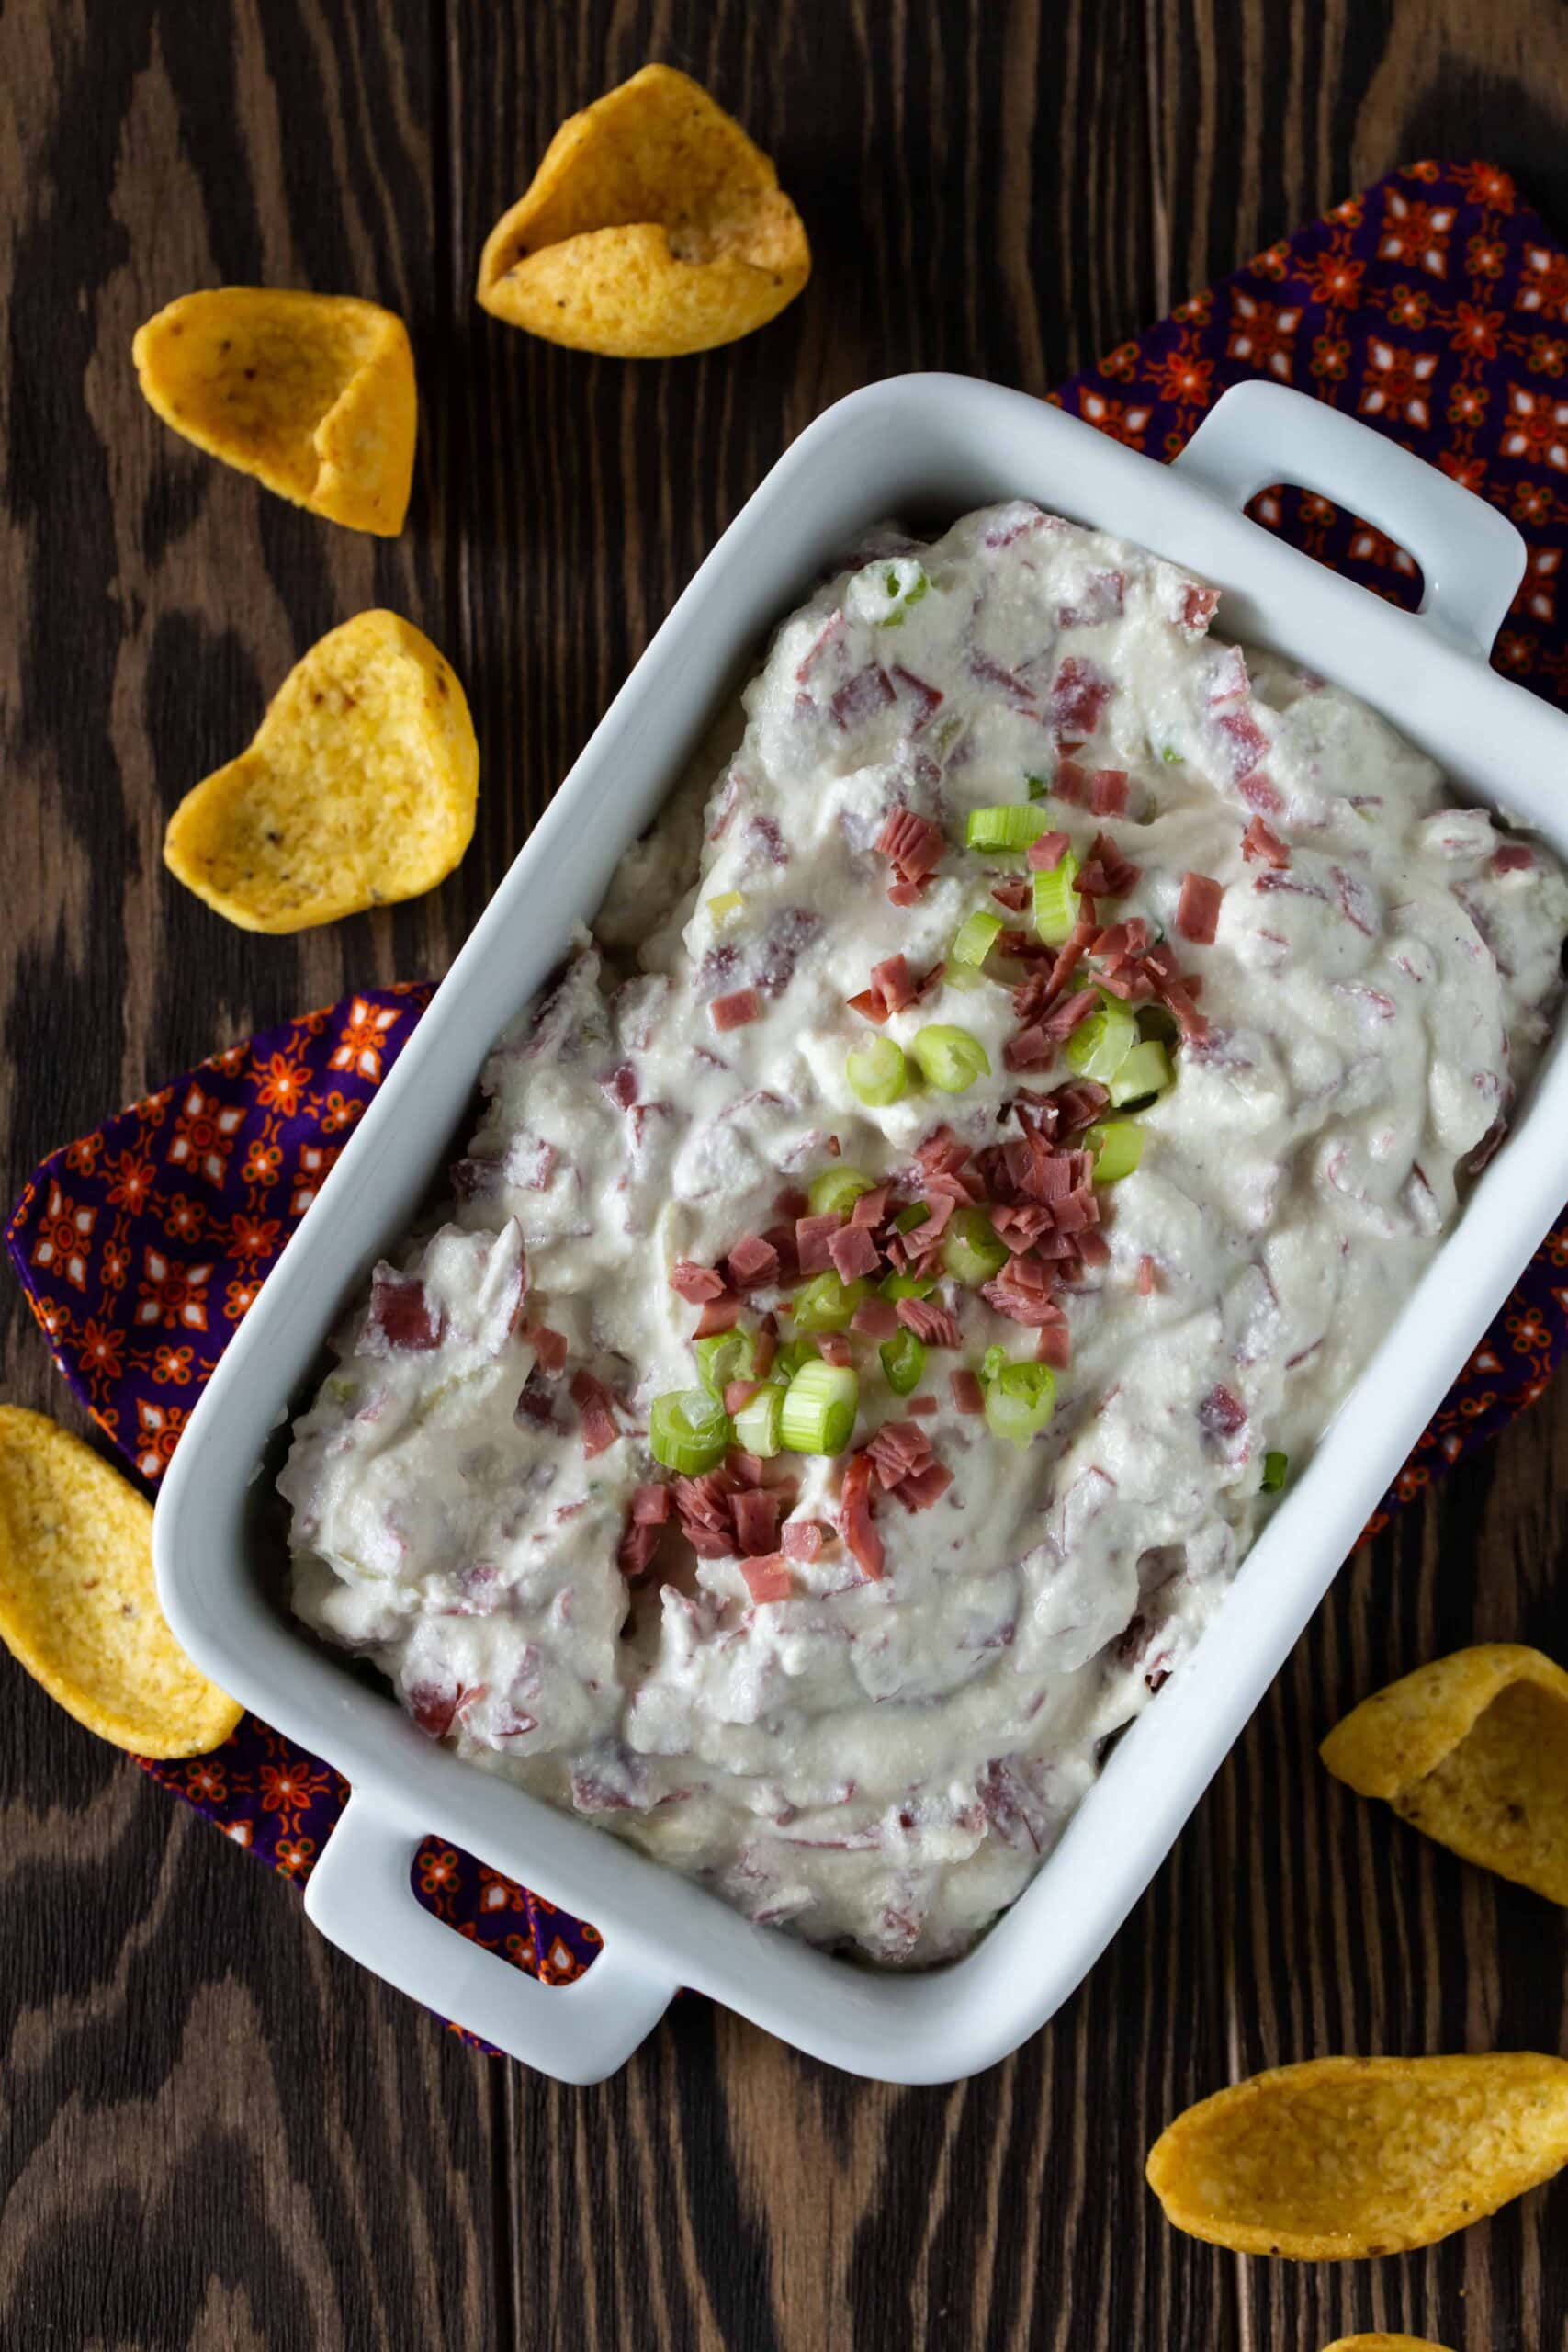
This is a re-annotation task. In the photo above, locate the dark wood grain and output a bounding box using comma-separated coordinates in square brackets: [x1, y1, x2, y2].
[3, 4, 1566, 2347]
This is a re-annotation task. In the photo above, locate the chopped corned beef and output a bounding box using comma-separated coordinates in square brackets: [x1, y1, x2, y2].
[1241, 815, 1291, 869]
[570, 1370, 622, 1458]
[831, 664, 896, 729]
[732, 1488, 782, 1556]
[1176, 871, 1225, 944]
[618, 1518, 664, 1580]
[840, 1453, 884, 1579]
[711, 989, 762, 1031]
[829, 1222, 881, 1283]
[1177, 581, 1220, 637]
[851, 1296, 899, 1340]
[1034, 1309, 1072, 1368]
[524, 1323, 569, 1374]
[891, 663, 944, 724]
[1003, 1026, 1055, 1072]
[877, 808, 945, 897]
[795, 1213, 842, 1277]
[1076, 832, 1140, 899]
[1026, 829, 1073, 871]
[671, 1260, 726, 1303]
[896, 1297, 962, 1347]
[849, 953, 917, 1023]
[367, 1270, 443, 1353]
[898, 1461, 954, 1510]
[1050, 657, 1113, 740]
[867, 1419, 934, 1490]
[740, 1555, 795, 1604]
[694, 1291, 741, 1338]
[727, 1233, 781, 1290]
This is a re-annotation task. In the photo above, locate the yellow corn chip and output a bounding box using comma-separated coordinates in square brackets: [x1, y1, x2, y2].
[1321, 2337, 1454, 2350]
[164, 610, 478, 933]
[133, 288, 416, 534]
[1146, 2053, 1568, 2258]
[0, 1408, 242, 1759]
[477, 63, 810, 357]
[1321, 1645, 1568, 1905]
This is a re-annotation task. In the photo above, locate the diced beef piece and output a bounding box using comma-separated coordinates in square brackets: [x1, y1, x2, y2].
[367, 1269, 443, 1353]
[1176, 871, 1225, 944]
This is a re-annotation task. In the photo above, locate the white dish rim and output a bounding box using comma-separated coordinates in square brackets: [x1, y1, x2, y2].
[153, 374, 1568, 2085]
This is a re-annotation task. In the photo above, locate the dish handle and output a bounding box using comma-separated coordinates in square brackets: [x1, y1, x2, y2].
[303, 1791, 678, 2082]
[1170, 379, 1526, 661]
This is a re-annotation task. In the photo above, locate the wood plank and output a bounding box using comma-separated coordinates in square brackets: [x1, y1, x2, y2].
[0, 5, 508, 2345]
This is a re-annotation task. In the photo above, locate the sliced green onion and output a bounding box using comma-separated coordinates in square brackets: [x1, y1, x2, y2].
[1065, 997, 1138, 1083]
[773, 1339, 818, 1383]
[881, 1270, 934, 1302]
[879, 1328, 926, 1396]
[965, 805, 1050, 853]
[1261, 1449, 1289, 1494]
[1025, 773, 1050, 802]
[790, 1272, 867, 1332]
[894, 1203, 930, 1234]
[846, 1035, 908, 1108]
[780, 1360, 860, 1454]
[1161, 745, 1182, 764]
[942, 1205, 1009, 1285]
[649, 1388, 732, 1475]
[1109, 1038, 1175, 1110]
[911, 1023, 990, 1094]
[1032, 851, 1080, 946]
[694, 1327, 755, 1397]
[734, 1385, 785, 1458]
[807, 1166, 875, 1217]
[951, 909, 1004, 968]
[705, 890, 747, 927]
[980, 1343, 1008, 1385]
[876, 563, 929, 627]
[1086, 1119, 1145, 1182]
[984, 1360, 1056, 1447]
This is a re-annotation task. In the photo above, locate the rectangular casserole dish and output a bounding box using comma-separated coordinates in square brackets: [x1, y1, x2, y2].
[154, 377, 1568, 2085]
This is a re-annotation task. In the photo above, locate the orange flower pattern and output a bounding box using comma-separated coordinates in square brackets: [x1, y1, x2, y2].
[15, 165, 1568, 2048]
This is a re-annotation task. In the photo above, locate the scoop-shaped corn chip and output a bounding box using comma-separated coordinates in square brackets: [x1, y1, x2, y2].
[1321, 2336, 1454, 2350]
[477, 63, 809, 356]
[1146, 2053, 1568, 2258]
[1321, 1645, 1568, 1905]
[164, 611, 478, 933]
[0, 1408, 242, 1758]
[133, 288, 415, 534]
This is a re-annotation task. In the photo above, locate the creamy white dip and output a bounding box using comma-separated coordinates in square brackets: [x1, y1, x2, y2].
[282, 503, 1568, 1967]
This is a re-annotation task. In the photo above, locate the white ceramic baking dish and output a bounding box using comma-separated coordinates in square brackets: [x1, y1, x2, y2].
[155, 377, 1568, 2085]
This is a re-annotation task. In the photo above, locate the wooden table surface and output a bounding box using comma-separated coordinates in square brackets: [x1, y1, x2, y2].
[4, 5, 1567, 2347]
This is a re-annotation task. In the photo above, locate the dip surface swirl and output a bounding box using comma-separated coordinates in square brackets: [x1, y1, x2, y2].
[282, 503, 1568, 1966]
